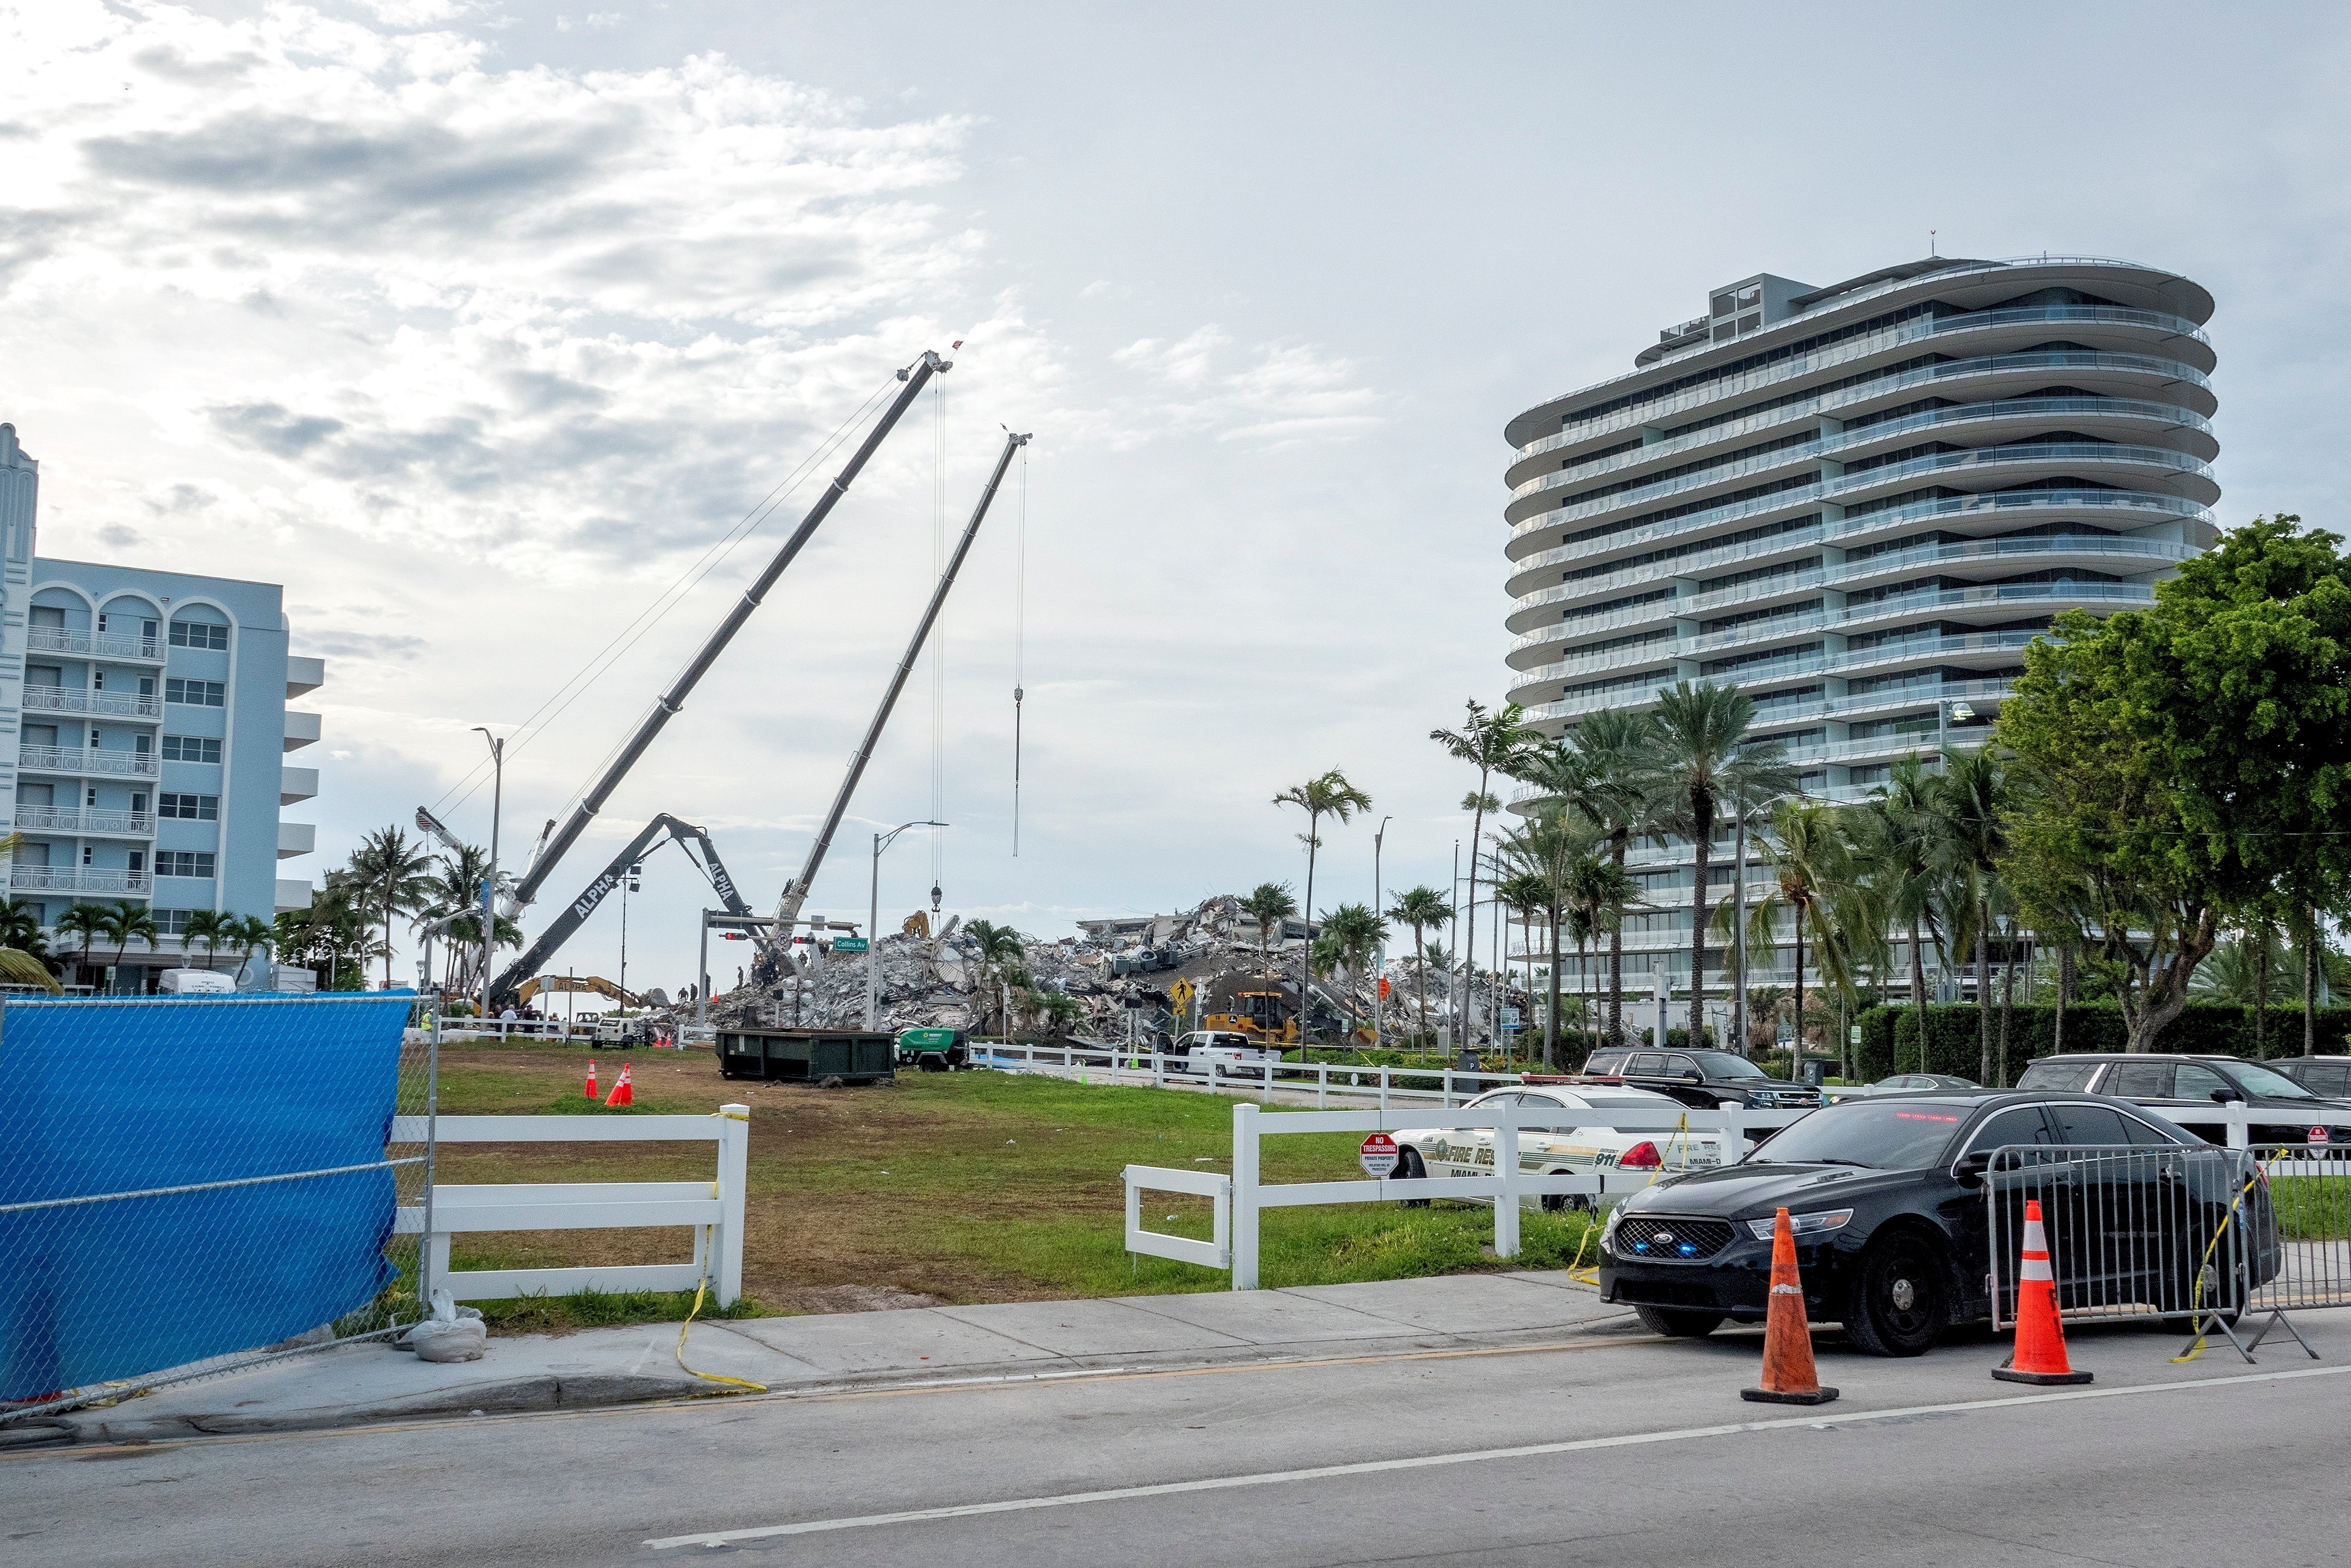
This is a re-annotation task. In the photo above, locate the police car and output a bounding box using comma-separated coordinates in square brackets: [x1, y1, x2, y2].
[1394, 1084, 1727, 1210]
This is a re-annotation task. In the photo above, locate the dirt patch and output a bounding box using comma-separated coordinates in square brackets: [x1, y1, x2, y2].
[772, 1284, 943, 1315]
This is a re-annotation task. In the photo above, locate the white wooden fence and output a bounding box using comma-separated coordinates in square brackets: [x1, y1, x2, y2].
[391, 1105, 749, 1306]
[972, 1041, 1526, 1108]
[1128, 1100, 1813, 1289]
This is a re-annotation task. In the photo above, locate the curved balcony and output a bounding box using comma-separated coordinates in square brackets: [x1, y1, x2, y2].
[13, 806, 155, 837]
[1507, 534, 2195, 635]
[1507, 348, 2215, 483]
[9, 866, 152, 896]
[1829, 441, 2213, 507]
[1505, 302, 2215, 464]
[18, 745, 160, 778]
[26, 627, 163, 664]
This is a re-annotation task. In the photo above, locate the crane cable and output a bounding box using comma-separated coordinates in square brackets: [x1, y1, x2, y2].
[429, 372, 904, 818]
[1013, 442, 1026, 857]
[929, 373, 947, 905]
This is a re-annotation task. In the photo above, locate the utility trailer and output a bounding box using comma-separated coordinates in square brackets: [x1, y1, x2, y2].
[716, 1027, 895, 1085]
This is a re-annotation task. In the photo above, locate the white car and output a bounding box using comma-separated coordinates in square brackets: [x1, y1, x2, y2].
[1394, 1085, 1727, 1210]
[1166, 1030, 1281, 1077]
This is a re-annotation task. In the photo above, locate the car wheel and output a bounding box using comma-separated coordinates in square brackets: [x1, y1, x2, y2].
[1540, 1192, 1595, 1214]
[1843, 1230, 1947, 1357]
[1632, 1304, 1724, 1338]
[1396, 1147, 1430, 1207]
[917, 1054, 947, 1073]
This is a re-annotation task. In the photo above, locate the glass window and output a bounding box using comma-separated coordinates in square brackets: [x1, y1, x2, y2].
[1628, 1053, 1669, 1076]
[155, 852, 216, 879]
[1710, 293, 1737, 317]
[1749, 1100, 1969, 1170]
[1586, 1051, 1627, 1074]
[2017, 1060, 2098, 1093]
[1689, 1050, 1769, 1079]
[2172, 1064, 2232, 1103]
[164, 679, 225, 708]
[161, 735, 223, 763]
[2050, 1103, 2132, 1147]
[169, 619, 230, 650]
[158, 793, 218, 821]
[2225, 1062, 2317, 1101]
[1967, 1106, 2057, 1155]
[2102, 1061, 2173, 1098]
[1665, 1054, 1700, 1078]
[153, 909, 194, 936]
[2313, 1066, 2351, 1097]
[1466, 1090, 1522, 1108]
[2121, 1112, 2186, 1147]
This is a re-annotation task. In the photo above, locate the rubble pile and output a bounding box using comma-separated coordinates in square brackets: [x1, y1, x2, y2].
[664, 893, 1532, 1049]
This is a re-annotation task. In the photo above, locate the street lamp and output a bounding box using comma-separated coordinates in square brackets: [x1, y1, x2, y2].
[470, 727, 503, 1018]
[870, 821, 946, 1029]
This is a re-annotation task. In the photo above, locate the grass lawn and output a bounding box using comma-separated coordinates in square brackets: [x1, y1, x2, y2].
[418, 1041, 1601, 1329]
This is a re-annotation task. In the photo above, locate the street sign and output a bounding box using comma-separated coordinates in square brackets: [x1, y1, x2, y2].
[832, 936, 870, 953]
[1359, 1133, 1400, 1178]
[1499, 1006, 1521, 1026]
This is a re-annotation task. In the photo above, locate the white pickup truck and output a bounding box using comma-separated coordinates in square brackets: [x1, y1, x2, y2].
[1166, 1029, 1284, 1078]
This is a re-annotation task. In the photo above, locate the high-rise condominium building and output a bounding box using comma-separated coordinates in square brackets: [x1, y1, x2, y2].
[0, 423, 325, 988]
[1499, 256, 2218, 1017]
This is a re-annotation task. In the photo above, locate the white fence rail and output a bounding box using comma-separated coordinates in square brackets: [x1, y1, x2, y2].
[391, 1105, 748, 1306]
[1127, 1100, 1813, 1289]
[973, 1040, 1529, 1109]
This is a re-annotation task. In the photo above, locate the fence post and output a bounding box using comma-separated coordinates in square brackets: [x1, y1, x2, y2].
[1493, 1106, 1520, 1258]
[1722, 1102, 1747, 1162]
[2226, 1103, 2249, 1151]
[715, 1102, 749, 1306]
[1318, 1063, 1328, 1110]
[1153, 1050, 1165, 1090]
[1232, 1103, 1261, 1289]
[1444, 1069, 1455, 1107]
[1379, 1068, 1389, 1114]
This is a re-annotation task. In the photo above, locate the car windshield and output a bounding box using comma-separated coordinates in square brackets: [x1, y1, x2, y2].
[2227, 1061, 2319, 1100]
[1747, 1101, 1968, 1170]
[1689, 1051, 1770, 1080]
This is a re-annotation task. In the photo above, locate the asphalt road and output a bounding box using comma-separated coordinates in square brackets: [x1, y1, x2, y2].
[8, 1315, 2347, 1567]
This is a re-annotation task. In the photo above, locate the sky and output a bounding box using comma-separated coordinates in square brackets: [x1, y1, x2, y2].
[2, 0, 2347, 996]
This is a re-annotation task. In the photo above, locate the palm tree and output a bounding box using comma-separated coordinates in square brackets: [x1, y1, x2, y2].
[55, 901, 110, 983]
[346, 826, 438, 989]
[1566, 708, 1660, 1045]
[1640, 680, 1796, 1046]
[1733, 799, 1849, 1066]
[1563, 852, 1640, 1060]
[964, 919, 1027, 1036]
[182, 908, 233, 970]
[1933, 745, 2008, 1080]
[1492, 808, 1602, 1068]
[95, 899, 158, 991]
[1491, 872, 1546, 1051]
[1385, 886, 1452, 1047]
[1034, 989, 1082, 1040]
[1316, 902, 1388, 987]
[1272, 768, 1373, 1047]
[1430, 700, 1536, 1046]
[1241, 881, 1299, 1018]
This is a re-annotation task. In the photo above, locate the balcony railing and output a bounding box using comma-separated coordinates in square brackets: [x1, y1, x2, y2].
[20, 686, 161, 719]
[9, 866, 153, 895]
[12, 806, 155, 836]
[18, 745, 160, 778]
[25, 627, 163, 662]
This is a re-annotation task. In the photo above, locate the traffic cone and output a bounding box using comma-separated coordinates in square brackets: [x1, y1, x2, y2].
[1742, 1207, 1838, 1405]
[604, 1062, 633, 1107]
[585, 1059, 598, 1100]
[1994, 1198, 2092, 1385]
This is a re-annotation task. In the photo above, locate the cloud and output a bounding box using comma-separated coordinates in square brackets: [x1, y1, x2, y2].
[1107, 328, 1385, 447]
[297, 631, 428, 662]
[95, 522, 142, 548]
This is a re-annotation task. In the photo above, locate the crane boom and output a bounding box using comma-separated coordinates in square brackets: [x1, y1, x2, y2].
[769, 428, 1030, 937]
[514, 349, 953, 909]
[490, 813, 752, 1006]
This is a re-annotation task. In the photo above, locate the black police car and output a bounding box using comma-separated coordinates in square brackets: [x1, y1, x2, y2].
[2015, 1053, 2351, 1150]
[1578, 1046, 1823, 1111]
[1598, 1091, 2276, 1356]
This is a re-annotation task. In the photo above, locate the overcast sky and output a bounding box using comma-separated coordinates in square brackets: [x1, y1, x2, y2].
[4, 0, 2347, 996]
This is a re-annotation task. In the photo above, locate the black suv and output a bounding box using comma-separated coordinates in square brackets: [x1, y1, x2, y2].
[2270, 1057, 2351, 1097]
[2014, 1053, 2351, 1149]
[1578, 1046, 1823, 1111]
[1599, 1090, 2278, 1355]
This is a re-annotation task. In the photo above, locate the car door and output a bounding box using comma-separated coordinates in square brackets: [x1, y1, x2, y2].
[1949, 1105, 2060, 1321]
[2045, 1101, 2145, 1311]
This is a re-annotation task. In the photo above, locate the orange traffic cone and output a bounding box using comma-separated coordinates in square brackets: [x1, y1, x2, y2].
[1742, 1207, 1838, 1406]
[1994, 1198, 2091, 1385]
[585, 1059, 598, 1101]
[604, 1062, 633, 1107]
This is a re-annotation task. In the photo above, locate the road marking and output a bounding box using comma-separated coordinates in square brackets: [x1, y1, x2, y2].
[642, 1361, 2351, 1549]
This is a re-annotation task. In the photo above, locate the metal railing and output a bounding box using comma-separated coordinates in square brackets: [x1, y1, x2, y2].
[25, 627, 163, 661]
[12, 806, 155, 836]
[9, 866, 154, 894]
[17, 745, 159, 778]
[20, 686, 160, 718]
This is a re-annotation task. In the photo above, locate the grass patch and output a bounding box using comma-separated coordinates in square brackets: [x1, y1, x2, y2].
[2265, 1177, 2351, 1242]
[468, 1286, 768, 1335]
[423, 1050, 1607, 1312]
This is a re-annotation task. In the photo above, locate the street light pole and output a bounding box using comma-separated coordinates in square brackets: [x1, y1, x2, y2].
[869, 820, 947, 1030]
[470, 728, 503, 1019]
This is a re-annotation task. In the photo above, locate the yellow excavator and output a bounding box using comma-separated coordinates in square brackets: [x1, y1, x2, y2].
[518, 974, 643, 1010]
[1202, 989, 1300, 1047]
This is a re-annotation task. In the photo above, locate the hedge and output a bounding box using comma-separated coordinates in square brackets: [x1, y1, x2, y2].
[1853, 1002, 2351, 1084]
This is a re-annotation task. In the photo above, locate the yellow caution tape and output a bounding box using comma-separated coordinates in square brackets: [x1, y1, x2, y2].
[674, 1108, 765, 1391]
[2169, 1147, 2275, 1363]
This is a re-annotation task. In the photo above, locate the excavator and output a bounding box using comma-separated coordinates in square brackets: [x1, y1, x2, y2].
[520, 974, 642, 1010]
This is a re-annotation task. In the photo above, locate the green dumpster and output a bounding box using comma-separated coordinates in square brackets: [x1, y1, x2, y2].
[716, 1027, 895, 1084]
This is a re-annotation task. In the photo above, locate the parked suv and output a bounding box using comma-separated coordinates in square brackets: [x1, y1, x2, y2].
[1576, 1046, 1824, 1111]
[1166, 1030, 1282, 1078]
[2270, 1057, 2351, 1097]
[2014, 1053, 2351, 1148]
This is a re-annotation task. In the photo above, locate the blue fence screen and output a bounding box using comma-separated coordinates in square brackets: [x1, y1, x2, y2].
[1, 993, 414, 1402]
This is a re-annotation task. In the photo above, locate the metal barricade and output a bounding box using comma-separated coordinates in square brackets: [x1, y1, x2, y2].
[1986, 1141, 2320, 1363]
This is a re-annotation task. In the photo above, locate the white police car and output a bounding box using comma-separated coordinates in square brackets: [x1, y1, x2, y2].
[1394, 1084, 1726, 1209]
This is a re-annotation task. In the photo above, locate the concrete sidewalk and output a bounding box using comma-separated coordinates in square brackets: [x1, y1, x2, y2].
[37, 1271, 1627, 1445]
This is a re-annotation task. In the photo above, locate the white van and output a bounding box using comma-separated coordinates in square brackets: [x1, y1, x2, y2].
[1166, 1029, 1283, 1078]
[158, 969, 237, 994]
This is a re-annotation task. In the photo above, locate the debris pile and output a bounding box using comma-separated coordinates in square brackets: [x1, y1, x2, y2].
[667, 893, 1532, 1049]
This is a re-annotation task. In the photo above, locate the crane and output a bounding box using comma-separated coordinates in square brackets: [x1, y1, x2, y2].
[488, 814, 751, 1009]
[763, 428, 1030, 942]
[508, 348, 954, 914]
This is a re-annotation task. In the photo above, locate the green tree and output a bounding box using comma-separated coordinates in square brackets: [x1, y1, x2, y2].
[964, 919, 1028, 1036]
[1570, 708, 1663, 1043]
[95, 899, 158, 991]
[1240, 880, 1298, 1020]
[1430, 700, 1536, 1046]
[1313, 902, 1389, 1033]
[55, 901, 108, 980]
[1933, 746, 2011, 1081]
[1640, 680, 1796, 1045]
[1272, 768, 1373, 1046]
[346, 826, 438, 989]
[1493, 808, 1603, 1067]
[1563, 849, 1640, 1058]
[1729, 799, 1853, 1067]
[180, 908, 234, 970]
[1384, 885, 1452, 1047]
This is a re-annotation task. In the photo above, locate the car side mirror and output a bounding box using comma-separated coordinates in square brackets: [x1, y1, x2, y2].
[2211, 1088, 2244, 1104]
[1953, 1150, 1992, 1187]
[1682, 1070, 1703, 1084]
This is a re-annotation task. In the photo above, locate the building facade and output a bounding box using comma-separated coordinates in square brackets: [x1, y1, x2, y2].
[0, 423, 324, 986]
[1499, 256, 2218, 1014]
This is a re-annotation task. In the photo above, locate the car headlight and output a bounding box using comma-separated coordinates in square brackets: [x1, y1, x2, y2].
[1746, 1208, 1853, 1241]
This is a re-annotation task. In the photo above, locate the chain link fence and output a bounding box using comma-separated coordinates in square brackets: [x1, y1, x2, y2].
[0, 991, 426, 1425]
